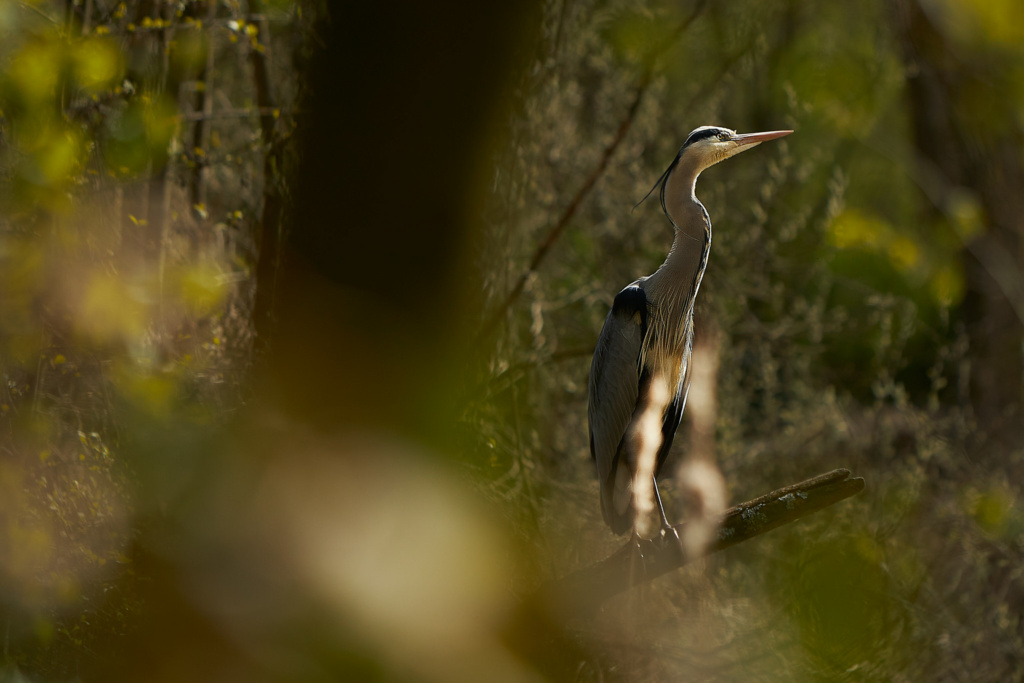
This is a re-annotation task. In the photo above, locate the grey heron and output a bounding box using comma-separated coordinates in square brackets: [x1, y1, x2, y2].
[588, 125, 792, 535]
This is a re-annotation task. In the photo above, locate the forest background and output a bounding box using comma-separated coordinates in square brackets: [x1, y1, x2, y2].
[1, 0, 1023, 680]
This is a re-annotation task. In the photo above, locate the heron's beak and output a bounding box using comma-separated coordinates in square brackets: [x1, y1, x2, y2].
[732, 130, 793, 147]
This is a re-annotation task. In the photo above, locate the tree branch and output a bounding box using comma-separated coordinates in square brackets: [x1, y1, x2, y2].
[476, 0, 710, 344]
[535, 468, 864, 616]
[475, 79, 648, 343]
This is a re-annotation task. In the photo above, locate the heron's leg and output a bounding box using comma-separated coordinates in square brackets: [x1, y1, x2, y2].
[652, 475, 673, 532]
[651, 477, 683, 555]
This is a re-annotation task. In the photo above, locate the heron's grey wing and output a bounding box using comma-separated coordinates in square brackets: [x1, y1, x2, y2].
[588, 284, 647, 533]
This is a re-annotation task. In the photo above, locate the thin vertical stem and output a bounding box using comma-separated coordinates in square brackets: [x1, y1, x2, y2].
[189, 0, 218, 228]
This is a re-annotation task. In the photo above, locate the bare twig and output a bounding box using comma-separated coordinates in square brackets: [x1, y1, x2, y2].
[533, 468, 864, 616]
[16, 0, 59, 25]
[461, 346, 593, 410]
[476, 0, 710, 344]
[476, 79, 648, 343]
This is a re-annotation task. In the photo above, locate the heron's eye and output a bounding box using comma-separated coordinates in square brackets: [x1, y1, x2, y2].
[718, 132, 730, 141]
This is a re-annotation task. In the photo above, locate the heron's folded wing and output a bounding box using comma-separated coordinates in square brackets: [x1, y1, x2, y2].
[588, 285, 647, 529]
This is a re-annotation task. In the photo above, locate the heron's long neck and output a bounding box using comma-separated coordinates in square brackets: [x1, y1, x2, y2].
[649, 158, 712, 301]
[641, 157, 714, 369]
[663, 156, 704, 238]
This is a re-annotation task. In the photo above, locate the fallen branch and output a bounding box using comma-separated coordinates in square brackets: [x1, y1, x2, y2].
[536, 468, 864, 616]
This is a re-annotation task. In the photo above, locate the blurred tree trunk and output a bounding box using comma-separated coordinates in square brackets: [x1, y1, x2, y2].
[249, 0, 283, 353]
[264, 0, 540, 438]
[895, 0, 1024, 428]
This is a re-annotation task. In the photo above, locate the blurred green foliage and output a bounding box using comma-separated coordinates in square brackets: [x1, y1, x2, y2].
[0, 0, 301, 677]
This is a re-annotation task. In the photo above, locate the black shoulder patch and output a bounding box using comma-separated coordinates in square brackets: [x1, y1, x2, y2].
[611, 285, 649, 330]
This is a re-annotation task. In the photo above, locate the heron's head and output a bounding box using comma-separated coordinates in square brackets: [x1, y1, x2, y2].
[635, 125, 793, 222]
[679, 125, 792, 170]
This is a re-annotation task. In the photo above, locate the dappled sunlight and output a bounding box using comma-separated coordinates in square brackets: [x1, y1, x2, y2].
[239, 433, 534, 683]
[676, 334, 727, 559]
